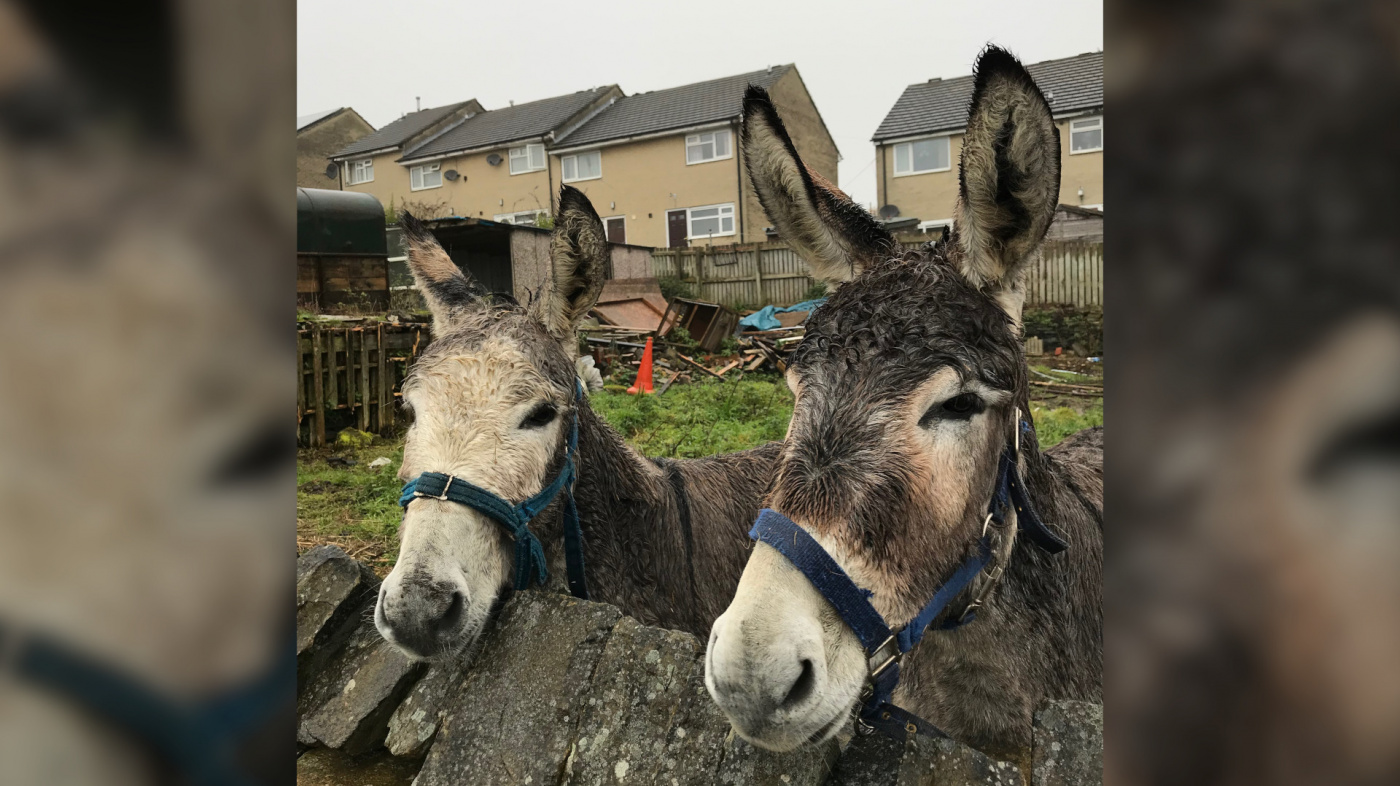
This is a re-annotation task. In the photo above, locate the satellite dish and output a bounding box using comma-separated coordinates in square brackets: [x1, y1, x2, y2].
[878, 204, 900, 219]
[486, 153, 503, 166]
[324, 162, 339, 179]
[444, 169, 460, 181]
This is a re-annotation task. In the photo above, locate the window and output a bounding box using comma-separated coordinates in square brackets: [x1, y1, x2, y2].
[685, 130, 732, 165]
[493, 210, 548, 226]
[561, 150, 601, 183]
[509, 143, 546, 174]
[409, 163, 442, 191]
[917, 219, 953, 233]
[346, 158, 374, 185]
[686, 203, 735, 239]
[893, 137, 951, 176]
[1070, 116, 1103, 154]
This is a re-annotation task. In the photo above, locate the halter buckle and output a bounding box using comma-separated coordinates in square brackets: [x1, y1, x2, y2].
[868, 634, 900, 679]
[1013, 406, 1022, 457]
[416, 475, 455, 501]
[959, 564, 1006, 622]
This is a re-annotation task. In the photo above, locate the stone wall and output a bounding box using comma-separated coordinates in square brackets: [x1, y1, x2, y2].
[297, 545, 1102, 785]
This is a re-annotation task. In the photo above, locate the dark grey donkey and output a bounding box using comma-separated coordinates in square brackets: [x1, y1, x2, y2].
[374, 187, 778, 660]
[704, 47, 1103, 758]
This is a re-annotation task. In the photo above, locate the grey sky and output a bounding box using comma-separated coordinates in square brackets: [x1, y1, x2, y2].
[298, 0, 1101, 210]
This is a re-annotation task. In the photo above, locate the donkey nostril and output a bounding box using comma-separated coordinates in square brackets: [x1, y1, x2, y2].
[436, 590, 465, 634]
[781, 658, 817, 709]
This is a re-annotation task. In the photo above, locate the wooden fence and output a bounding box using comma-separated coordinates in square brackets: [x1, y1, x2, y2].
[297, 321, 429, 447]
[652, 239, 1103, 308]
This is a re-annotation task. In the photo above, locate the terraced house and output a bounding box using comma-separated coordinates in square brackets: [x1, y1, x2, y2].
[872, 51, 1103, 233]
[328, 65, 838, 248]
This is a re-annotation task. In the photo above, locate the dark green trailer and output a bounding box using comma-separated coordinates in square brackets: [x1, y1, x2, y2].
[297, 188, 389, 310]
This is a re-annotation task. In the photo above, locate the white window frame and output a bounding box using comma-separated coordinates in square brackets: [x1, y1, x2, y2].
[685, 203, 736, 240]
[409, 162, 442, 191]
[492, 210, 548, 226]
[509, 143, 546, 175]
[892, 135, 952, 177]
[685, 129, 733, 166]
[1069, 116, 1103, 154]
[560, 150, 602, 183]
[345, 158, 374, 185]
[917, 219, 953, 233]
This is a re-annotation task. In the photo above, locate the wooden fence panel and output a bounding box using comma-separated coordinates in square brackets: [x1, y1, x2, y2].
[297, 322, 429, 447]
[653, 239, 1102, 308]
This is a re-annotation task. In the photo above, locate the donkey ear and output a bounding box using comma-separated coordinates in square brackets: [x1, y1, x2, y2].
[954, 46, 1061, 299]
[400, 211, 481, 335]
[532, 185, 607, 341]
[742, 86, 894, 285]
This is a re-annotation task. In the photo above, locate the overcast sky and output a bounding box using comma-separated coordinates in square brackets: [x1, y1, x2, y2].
[298, 0, 1101, 210]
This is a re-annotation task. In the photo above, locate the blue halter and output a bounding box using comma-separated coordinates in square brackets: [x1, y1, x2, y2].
[749, 413, 1068, 741]
[0, 620, 294, 786]
[398, 381, 589, 599]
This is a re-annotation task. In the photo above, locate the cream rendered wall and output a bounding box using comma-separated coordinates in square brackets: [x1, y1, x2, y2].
[875, 115, 1104, 224]
[1056, 117, 1103, 207]
[746, 69, 841, 240]
[550, 132, 741, 248]
[877, 133, 964, 225]
[340, 150, 411, 211]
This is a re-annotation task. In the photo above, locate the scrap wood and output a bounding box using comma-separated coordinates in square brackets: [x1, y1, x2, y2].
[745, 354, 767, 371]
[1029, 380, 1103, 397]
[678, 353, 724, 379]
[714, 359, 742, 377]
[657, 370, 682, 395]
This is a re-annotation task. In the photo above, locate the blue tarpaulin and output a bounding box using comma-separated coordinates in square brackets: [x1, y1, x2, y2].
[738, 298, 828, 331]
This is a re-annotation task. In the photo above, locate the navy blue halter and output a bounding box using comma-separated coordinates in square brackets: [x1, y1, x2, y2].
[749, 414, 1068, 741]
[0, 620, 293, 786]
[399, 381, 589, 599]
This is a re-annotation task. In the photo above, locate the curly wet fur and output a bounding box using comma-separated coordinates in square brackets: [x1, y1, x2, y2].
[379, 186, 778, 660]
[708, 46, 1101, 756]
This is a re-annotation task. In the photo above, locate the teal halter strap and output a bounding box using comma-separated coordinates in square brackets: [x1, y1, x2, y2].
[398, 381, 588, 599]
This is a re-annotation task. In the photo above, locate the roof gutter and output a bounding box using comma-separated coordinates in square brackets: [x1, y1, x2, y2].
[550, 120, 732, 155]
[870, 105, 1103, 145]
[330, 144, 400, 162]
[398, 135, 547, 165]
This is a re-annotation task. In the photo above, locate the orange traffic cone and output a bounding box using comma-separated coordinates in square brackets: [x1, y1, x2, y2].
[627, 337, 656, 395]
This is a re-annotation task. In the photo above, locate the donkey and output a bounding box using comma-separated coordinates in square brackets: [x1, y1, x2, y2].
[703, 47, 1103, 757]
[374, 186, 780, 660]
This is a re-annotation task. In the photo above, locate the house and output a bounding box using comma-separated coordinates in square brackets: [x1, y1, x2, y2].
[326, 65, 838, 249]
[872, 51, 1103, 233]
[297, 108, 374, 188]
[329, 99, 486, 206]
[391, 87, 623, 225]
[548, 64, 838, 248]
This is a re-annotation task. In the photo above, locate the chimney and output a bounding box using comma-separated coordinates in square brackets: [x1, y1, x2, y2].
[416, 96, 421, 111]
[509, 100, 515, 106]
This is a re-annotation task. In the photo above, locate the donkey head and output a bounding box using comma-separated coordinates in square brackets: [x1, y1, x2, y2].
[374, 186, 608, 660]
[705, 47, 1060, 749]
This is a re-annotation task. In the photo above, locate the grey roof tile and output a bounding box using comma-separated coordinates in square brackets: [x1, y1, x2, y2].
[556, 66, 792, 148]
[402, 87, 615, 160]
[331, 101, 475, 158]
[872, 51, 1102, 141]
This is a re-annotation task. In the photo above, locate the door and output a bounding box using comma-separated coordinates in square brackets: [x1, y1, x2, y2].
[667, 209, 688, 248]
[605, 216, 626, 244]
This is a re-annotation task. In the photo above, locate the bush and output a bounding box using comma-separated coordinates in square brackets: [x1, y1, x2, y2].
[1022, 305, 1103, 355]
[802, 280, 829, 301]
[658, 276, 697, 302]
[667, 326, 699, 352]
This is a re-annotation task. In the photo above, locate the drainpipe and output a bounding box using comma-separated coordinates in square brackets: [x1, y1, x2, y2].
[879, 143, 887, 213]
[734, 119, 744, 243]
[546, 132, 555, 215]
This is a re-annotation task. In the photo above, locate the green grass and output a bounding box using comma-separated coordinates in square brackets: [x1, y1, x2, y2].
[589, 375, 794, 457]
[1030, 399, 1104, 448]
[297, 441, 405, 573]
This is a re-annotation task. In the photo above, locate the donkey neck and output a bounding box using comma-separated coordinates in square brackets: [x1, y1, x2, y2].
[530, 396, 757, 636]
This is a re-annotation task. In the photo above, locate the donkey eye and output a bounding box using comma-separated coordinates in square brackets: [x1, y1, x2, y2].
[519, 403, 558, 430]
[921, 393, 985, 426]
